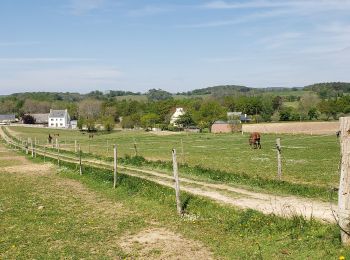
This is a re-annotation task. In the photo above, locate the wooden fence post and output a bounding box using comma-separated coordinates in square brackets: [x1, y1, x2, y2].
[276, 138, 282, 180]
[44, 146, 46, 163]
[172, 149, 182, 216]
[79, 144, 82, 175]
[338, 117, 350, 245]
[31, 139, 34, 158]
[113, 144, 117, 188]
[133, 138, 138, 157]
[181, 138, 184, 163]
[57, 141, 60, 167]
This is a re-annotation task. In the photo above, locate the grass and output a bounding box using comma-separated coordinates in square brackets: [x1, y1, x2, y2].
[1, 145, 349, 259]
[8, 126, 340, 188]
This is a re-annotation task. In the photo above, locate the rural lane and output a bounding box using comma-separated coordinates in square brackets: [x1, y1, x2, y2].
[0, 126, 338, 224]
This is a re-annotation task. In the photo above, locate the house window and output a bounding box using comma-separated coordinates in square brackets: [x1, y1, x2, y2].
[60, 123, 63, 126]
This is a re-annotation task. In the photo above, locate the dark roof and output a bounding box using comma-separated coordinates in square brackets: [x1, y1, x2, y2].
[49, 110, 66, 118]
[0, 114, 16, 121]
[31, 113, 49, 123]
[213, 120, 228, 124]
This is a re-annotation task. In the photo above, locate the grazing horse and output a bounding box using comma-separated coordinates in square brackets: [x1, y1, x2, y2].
[249, 132, 261, 149]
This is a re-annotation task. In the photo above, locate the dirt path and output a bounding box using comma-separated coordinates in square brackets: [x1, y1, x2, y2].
[1, 126, 337, 223]
[0, 142, 213, 259]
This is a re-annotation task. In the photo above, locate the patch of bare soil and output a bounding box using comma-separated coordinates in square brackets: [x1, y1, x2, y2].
[150, 131, 183, 136]
[121, 167, 336, 223]
[2, 163, 54, 176]
[120, 228, 213, 259]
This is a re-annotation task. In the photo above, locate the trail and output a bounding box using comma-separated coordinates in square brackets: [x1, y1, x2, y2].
[0, 126, 337, 223]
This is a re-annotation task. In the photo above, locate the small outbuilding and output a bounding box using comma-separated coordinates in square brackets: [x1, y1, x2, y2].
[0, 114, 16, 124]
[31, 113, 49, 124]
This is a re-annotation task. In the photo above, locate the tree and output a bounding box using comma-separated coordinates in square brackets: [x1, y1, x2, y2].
[298, 93, 320, 118]
[175, 112, 195, 128]
[146, 89, 173, 101]
[78, 99, 102, 131]
[102, 116, 115, 132]
[141, 113, 160, 129]
[272, 96, 283, 111]
[193, 101, 225, 131]
[22, 114, 36, 124]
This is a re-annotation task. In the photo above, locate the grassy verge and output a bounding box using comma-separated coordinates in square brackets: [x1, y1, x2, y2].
[2, 126, 337, 202]
[0, 142, 348, 258]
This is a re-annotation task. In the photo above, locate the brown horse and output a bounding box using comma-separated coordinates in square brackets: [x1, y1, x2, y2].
[249, 132, 261, 149]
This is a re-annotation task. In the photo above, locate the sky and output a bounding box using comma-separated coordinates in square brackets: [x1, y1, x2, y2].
[1, 0, 350, 95]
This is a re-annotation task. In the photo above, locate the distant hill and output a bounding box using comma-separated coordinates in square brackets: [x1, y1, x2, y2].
[177, 85, 250, 96]
[177, 85, 303, 97]
[303, 82, 350, 97]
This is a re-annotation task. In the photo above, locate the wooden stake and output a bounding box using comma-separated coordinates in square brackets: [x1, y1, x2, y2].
[57, 142, 60, 167]
[31, 139, 34, 158]
[44, 146, 46, 163]
[338, 117, 350, 245]
[113, 144, 117, 188]
[133, 138, 138, 156]
[75, 140, 77, 153]
[78, 144, 83, 175]
[172, 149, 182, 216]
[276, 138, 282, 180]
[181, 138, 184, 163]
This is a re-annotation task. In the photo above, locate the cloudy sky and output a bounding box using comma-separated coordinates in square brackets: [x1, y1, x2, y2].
[0, 0, 350, 94]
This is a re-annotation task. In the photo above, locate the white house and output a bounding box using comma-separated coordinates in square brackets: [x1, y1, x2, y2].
[170, 107, 185, 126]
[48, 109, 71, 128]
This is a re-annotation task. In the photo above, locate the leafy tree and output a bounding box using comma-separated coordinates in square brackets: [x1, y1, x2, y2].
[22, 114, 36, 124]
[146, 89, 173, 101]
[193, 100, 225, 131]
[175, 112, 195, 128]
[102, 116, 115, 132]
[140, 113, 160, 129]
[272, 96, 283, 111]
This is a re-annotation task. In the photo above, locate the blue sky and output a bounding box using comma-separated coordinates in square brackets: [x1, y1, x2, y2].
[1, 0, 350, 94]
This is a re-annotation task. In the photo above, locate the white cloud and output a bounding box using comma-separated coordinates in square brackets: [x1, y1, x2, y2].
[0, 66, 122, 94]
[178, 9, 288, 28]
[0, 41, 40, 47]
[68, 0, 105, 15]
[202, 0, 350, 11]
[0, 58, 97, 63]
[127, 6, 173, 17]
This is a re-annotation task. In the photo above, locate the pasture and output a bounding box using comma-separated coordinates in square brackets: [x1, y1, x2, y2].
[0, 142, 348, 259]
[7, 126, 340, 190]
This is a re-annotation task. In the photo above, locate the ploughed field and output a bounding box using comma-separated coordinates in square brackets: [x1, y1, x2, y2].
[8, 126, 340, 189]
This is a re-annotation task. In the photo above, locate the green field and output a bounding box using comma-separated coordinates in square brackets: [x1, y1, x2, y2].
[8, 126, 340, 191]
[0, 143, 348, 259]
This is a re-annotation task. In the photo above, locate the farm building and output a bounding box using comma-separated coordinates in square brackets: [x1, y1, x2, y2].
[31, 113, 49, 124]
[170, 107, 185, 126]
[211, 120, 242, 133]
[48, 109, 71, 128]
[227, 111, 242, 119]
[240, 114, 251, 123]
[0, 114, 16, 124]
[70, 120, 78, 129]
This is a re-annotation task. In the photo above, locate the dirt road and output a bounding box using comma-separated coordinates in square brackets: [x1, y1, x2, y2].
[0, 126, 337, 223]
